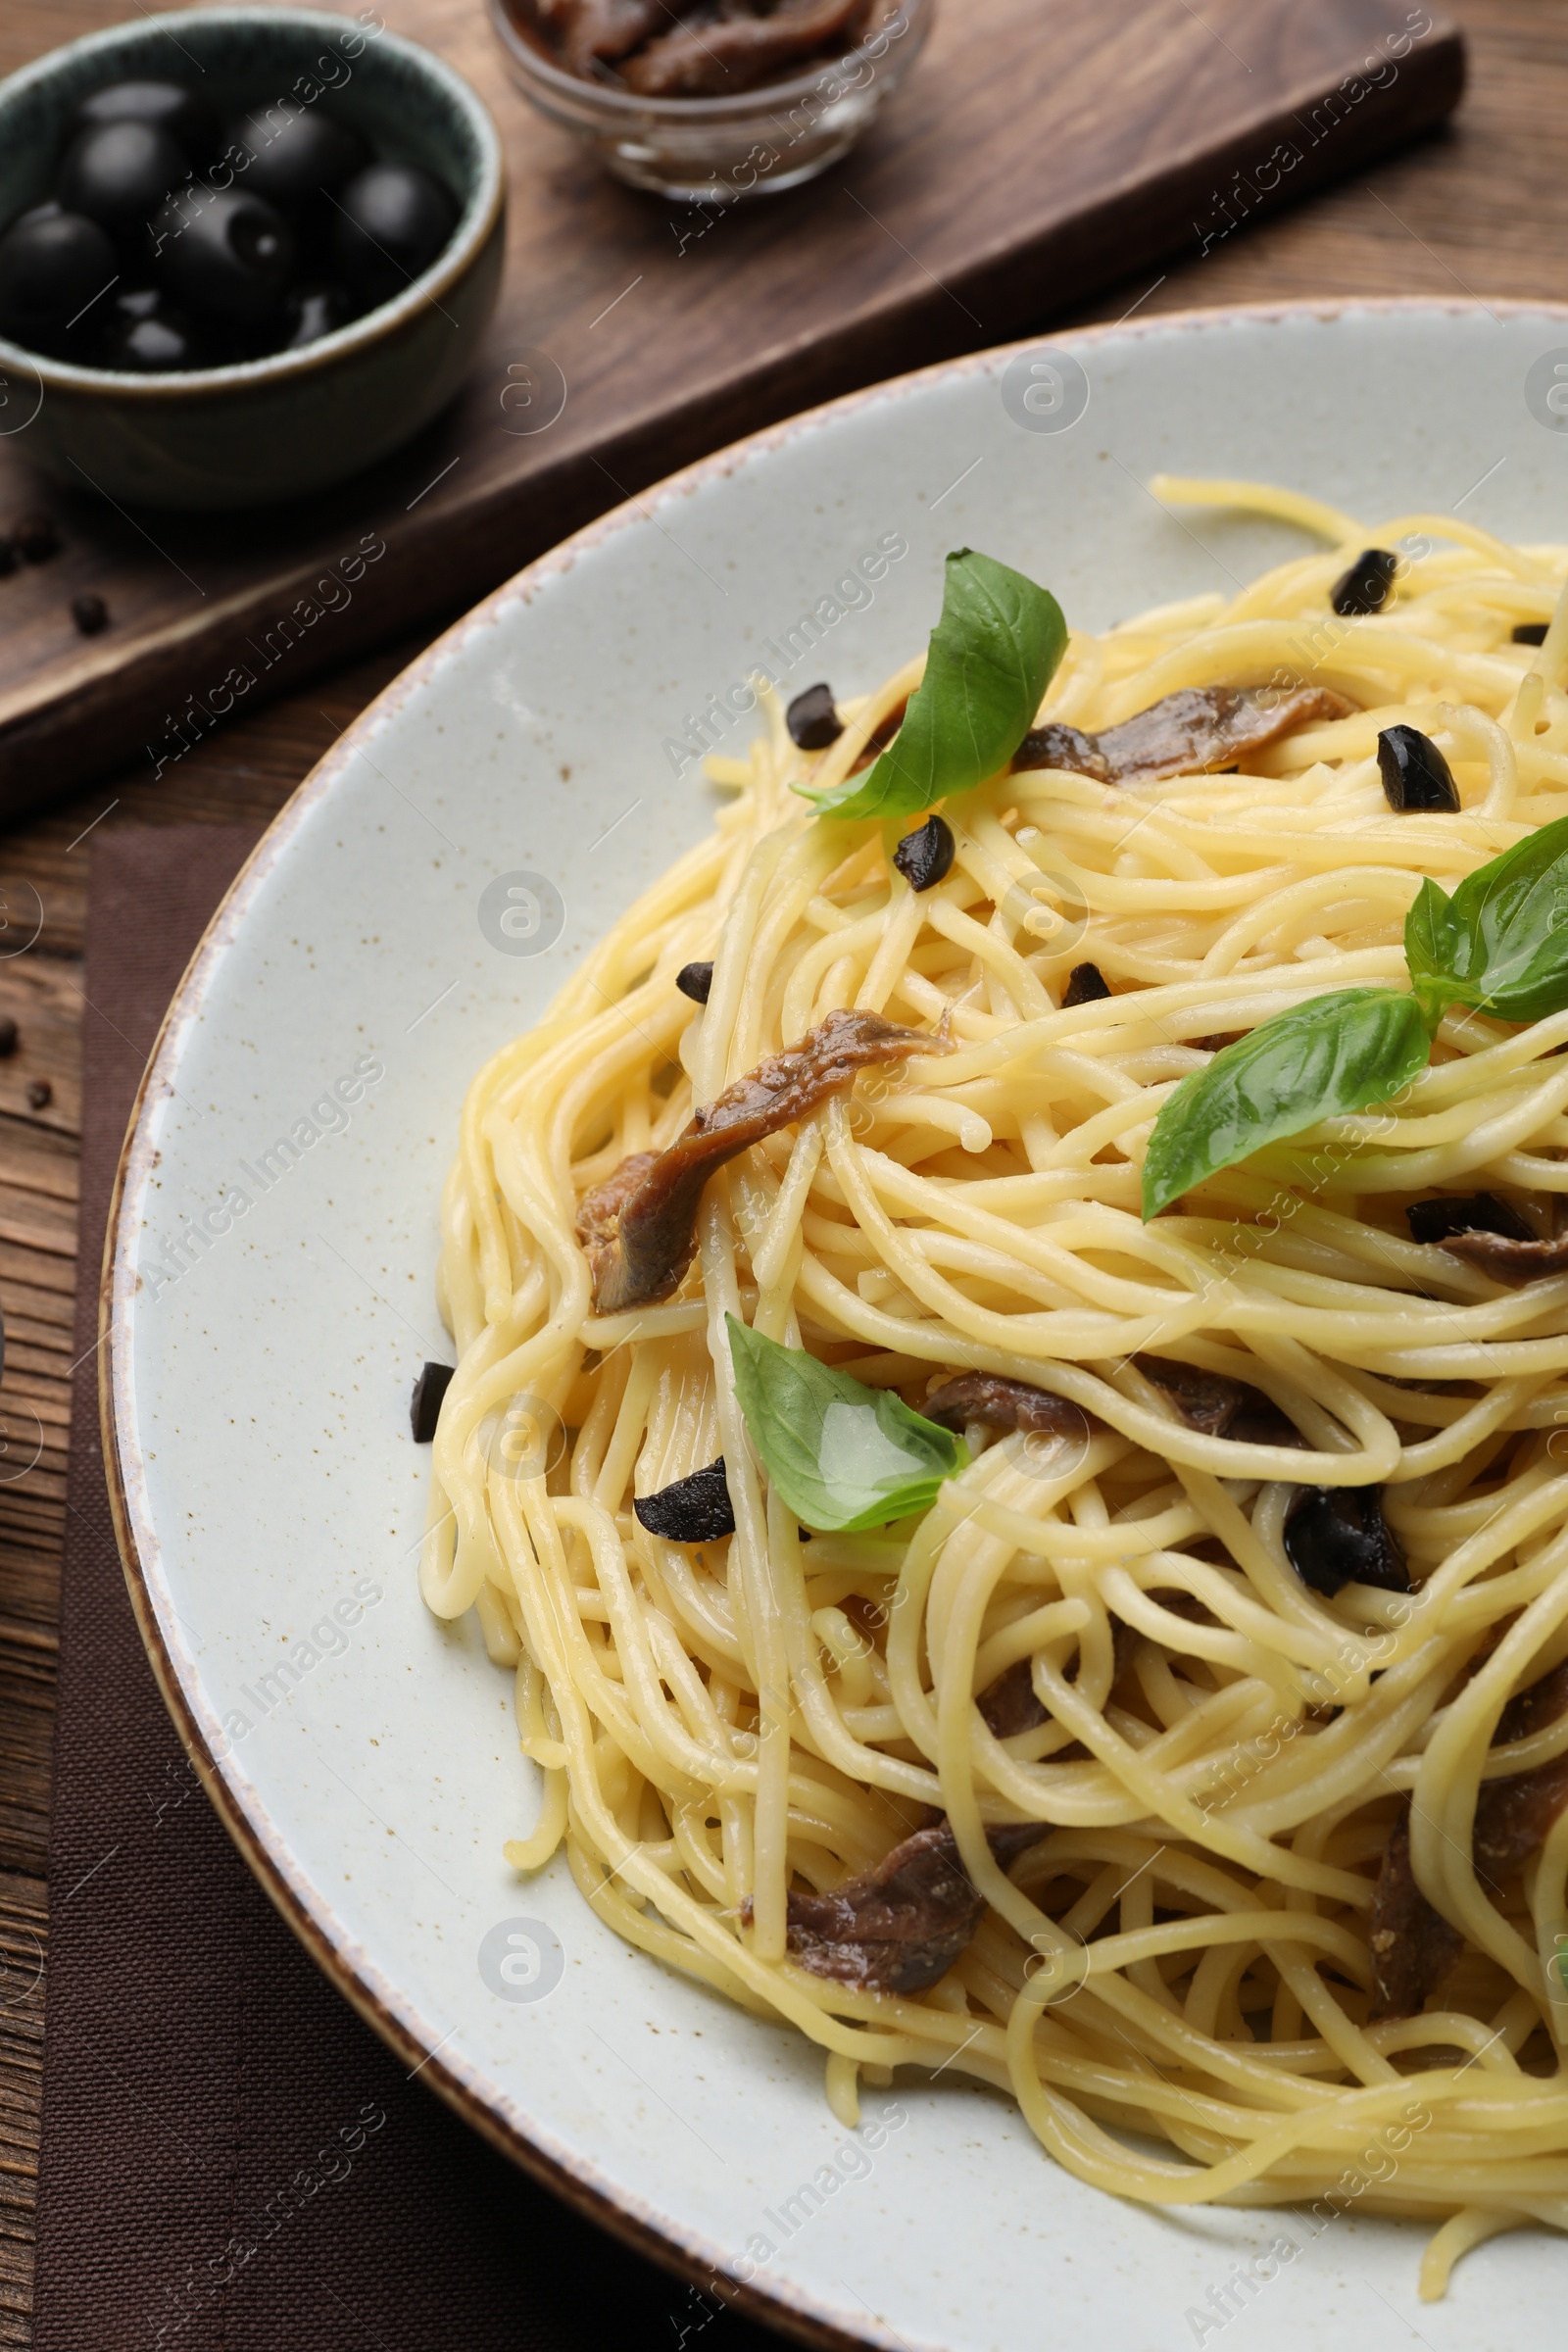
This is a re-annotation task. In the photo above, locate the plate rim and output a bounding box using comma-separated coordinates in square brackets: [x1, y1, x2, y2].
[100, 291, 1568, 2352]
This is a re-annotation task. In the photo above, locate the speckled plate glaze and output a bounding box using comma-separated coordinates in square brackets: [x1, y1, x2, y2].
[105, 303, 1568, 2352]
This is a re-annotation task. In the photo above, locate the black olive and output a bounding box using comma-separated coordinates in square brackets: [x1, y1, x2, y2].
[893, 813, 956, 893]
[1376, 724, 1459, 813]
[1513, 622, 1549, 646]
[154, 188, 295, 325]
[634, 1458, 736, 1544]
[1330, 548, 1398, 617]
[1283, 1487, 1410, 1598]
[1062, 961, 1110, 1007]
[282, 283, 357, 350]
[14, 514, 59, 564]
[71, 593, 109, 636]
[329, 164, 457, 308]
[114, 285, 162, 321]
[72, 78, 221, 165]
[1406, 1192, 1534, 1246]
[228, 106, 368, 226]
[104, 304, 210, 372]
[58, 121, 189, 251]
[410, 1361, 455, 1442]
[787, 682, 844, 752]
[675, 961, 713, 1004]
[0, 211, 119, 358]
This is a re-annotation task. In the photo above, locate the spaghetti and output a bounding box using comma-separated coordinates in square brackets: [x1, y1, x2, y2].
[421, 476, 1568, 2296]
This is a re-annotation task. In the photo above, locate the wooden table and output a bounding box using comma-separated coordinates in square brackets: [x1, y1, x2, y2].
[1, 0, 1565, 2331]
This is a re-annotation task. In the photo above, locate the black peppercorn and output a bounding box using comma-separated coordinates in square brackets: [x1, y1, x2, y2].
[787, 683, 844, 752]
[1330, 548, 1398, 617]
[676, 961, 713, 1004]
[72, 593, 109, 637]
[892, 813, 956, 894]
[1376, 724, 1460, 813]
[14, 514, 60, 564]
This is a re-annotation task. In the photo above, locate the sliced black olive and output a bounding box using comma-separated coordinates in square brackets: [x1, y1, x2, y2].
[154, 188, 295, 326]
[72, 593, 109, 637]
[1062, 961, 1110, 1007]
[1376, 725, 1459, 813]
[893, 813, 956, 894]
[675, 960, 713, 1004]
[1330, 548, 1398, 617]
[633, 1457, 736, 1543]
[104, 306, 208, 372]
[72, 78, 221, 165]
[59, 122, 189, 252]
[787, 682, 844, 752]
[330, 164, 457, 308]
[411, 1360, 455, 1442]
[1284, 1487, 1410, 1598]
[228, 106, 368, 226]
[1513, 622, 1549, 647]
[0, 211, 119, 359]
[1406, 1192, 1534, 1246]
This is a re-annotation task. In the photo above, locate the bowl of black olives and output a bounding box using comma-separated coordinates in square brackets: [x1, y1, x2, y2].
[0, 7, 505, 509]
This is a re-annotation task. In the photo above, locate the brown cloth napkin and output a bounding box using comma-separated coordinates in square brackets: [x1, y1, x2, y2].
[34, 827, 778, 2351]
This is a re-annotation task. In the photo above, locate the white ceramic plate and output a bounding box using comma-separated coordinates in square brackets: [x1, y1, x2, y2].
[107, 302, 1568, 2352]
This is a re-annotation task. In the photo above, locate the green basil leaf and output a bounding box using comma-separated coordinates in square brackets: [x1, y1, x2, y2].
[1141, 990, 1430, 1222]
[805, 550, 1066, 824]
[726, 1315, 966, 1533]
[1403, 812, 1568, 1027]
[1404, 876, 1469, 1034]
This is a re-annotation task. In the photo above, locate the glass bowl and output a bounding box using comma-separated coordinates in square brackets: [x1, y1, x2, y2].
[484, 0, 934, 203]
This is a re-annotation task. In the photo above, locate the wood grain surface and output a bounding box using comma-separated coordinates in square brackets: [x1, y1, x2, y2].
[1, 0, 1567, 2333]
[0, 0, 1463, 817]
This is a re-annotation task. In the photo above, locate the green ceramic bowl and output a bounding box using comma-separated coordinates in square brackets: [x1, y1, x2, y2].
[0, 7, 505, 510]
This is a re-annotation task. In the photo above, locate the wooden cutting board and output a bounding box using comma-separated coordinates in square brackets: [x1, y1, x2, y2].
[0, 0, 1463, 818]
